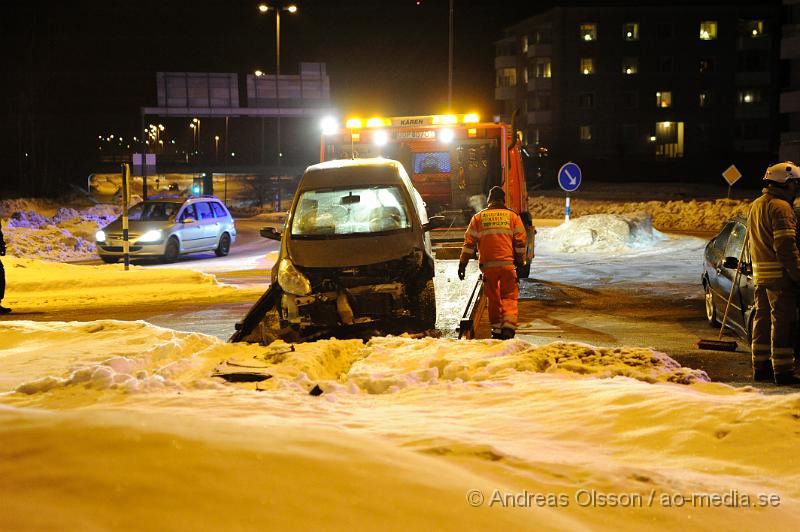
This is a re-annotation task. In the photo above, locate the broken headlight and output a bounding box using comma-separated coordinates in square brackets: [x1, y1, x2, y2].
[278, 258, 312, 296]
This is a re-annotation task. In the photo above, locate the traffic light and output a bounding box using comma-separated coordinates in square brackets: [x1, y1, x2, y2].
[192, 177, 202, 195]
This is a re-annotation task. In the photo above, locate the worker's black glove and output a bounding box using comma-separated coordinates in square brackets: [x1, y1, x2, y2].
[0, 242, 5, 256]
[457, 262, 466, 281]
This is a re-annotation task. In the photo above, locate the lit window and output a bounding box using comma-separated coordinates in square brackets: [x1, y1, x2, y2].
[699, 91, 711, 107]
[496, 68, 517, 87]
[699, 57, 714, 73]
[581, 57, 595, 75]
[700, 21, 717, 40]
[523, 68, 528, 84]
[654, 121, 684, 158]
[522, 36, 529, 53]
[536, 58, 552, 78]
[580, 23, 597, 42]
[623, 22, 639, 41]
[656, 91, 672, 108]
[742, 20, 764, 38]
[738, 90, 761, 104]
[580, 125, 593, 141]
[622, 57, 638, 75]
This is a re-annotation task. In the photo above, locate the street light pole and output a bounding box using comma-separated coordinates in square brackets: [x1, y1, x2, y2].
[448, 0, 453, 110]
[258, 3, 297, 167]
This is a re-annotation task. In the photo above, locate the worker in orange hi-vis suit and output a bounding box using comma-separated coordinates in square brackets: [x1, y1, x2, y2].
[458, 186, 528, 339]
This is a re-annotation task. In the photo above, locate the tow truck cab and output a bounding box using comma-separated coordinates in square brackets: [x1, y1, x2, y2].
[320, 114, 528, 223]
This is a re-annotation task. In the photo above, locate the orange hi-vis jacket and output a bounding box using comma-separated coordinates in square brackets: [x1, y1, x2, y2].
[459, 205, 527, 268]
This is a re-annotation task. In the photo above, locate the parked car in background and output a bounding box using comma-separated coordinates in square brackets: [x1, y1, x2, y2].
[259, 158, 444, 338]
[702, 216, 754, 340]
[95, 195, 236, 263]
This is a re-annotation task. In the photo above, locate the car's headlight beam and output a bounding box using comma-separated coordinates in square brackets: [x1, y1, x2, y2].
[137, 230, 163, 243]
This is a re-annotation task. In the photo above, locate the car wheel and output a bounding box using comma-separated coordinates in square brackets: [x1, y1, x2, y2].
[100, 256, 119, 264]
[162, 237, 179, 263]
[215, 233, 231, 257]
[704, 283, 719, 326]
[411, 279, 436, 329]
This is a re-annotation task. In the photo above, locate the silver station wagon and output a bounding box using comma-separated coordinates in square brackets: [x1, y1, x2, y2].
[95, 195, 236, 263]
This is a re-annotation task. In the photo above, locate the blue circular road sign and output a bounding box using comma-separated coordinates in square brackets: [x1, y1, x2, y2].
[558, 162, 582, 192]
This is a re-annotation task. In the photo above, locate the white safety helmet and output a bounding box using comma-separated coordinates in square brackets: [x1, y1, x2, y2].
[763, 161, 800, 183]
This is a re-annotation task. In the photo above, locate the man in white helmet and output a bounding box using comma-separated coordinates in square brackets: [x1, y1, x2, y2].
[748, 162, 800, 385]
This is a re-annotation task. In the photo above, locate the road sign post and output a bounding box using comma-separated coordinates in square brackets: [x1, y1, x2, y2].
[121, 163, 131, 271]
[722, 164, 742, 199]
[558, 162, 582, 222]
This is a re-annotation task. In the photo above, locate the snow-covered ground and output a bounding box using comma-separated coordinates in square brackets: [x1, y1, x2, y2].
[2, 321, 799, 530]
[3, 196, 800, 529]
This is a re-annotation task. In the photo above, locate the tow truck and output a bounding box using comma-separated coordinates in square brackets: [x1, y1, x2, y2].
[319, 113, 529, 223]
[229, 113, 533, 346]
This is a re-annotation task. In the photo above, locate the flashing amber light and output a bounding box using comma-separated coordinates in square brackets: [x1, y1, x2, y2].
[463, 113, 479, 123]
[366, 117, 387, 127]
[433, 114, 458, 125]
[346, 118, 363, 129]
[467, 128, 477, 138]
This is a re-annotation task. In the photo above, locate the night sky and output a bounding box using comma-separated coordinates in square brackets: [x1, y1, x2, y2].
[0, 0, 765, 193]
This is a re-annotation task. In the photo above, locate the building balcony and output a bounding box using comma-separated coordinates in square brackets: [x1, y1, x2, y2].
[736, 36, 770, 51]
[527, 43, 552, 58]
[733, 138, 769, 152]
[734, 103, 769, 119]
[735, 71, 771, 86]
[495, 86, 517, 100]
[527, 110, 552, 125]
[527, 77, 552, 91]
[780, 90, 800, 114]
[495, 55, 517, 69]
[781, 33, 800, 59]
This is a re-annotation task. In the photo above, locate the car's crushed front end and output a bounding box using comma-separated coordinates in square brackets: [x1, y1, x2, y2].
[278, 249, 434, 336]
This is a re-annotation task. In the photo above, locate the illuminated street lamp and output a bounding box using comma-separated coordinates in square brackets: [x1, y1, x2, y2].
[257, 3, 298, 165]
[214, 135, 220, 162]
[192, 118, 201, 154]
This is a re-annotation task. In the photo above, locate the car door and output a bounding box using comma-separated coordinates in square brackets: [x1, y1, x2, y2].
[715, 221, 748, 331]
[706, 222, 734, 304]
[177, 204, 204, 250]
[194, 201, 218, 249]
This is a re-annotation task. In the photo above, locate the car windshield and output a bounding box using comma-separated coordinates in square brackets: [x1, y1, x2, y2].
[128, 201, 180, 221]
[291, 185, 411, 237]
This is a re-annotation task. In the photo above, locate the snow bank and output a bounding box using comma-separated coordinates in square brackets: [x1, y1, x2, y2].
[1, 200, 120, 261]
[538, 212, 667, 253]
[1, 257, 262, 312]
[530, 196, 749, 233]
[2, 321, 800, 529]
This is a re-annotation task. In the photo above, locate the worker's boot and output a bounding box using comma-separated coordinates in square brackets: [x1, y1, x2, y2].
[0, 305, 11, 315]
[774, 372, 800, 386]
[752, 363, 774, 382]
[501, 327, 516, 340]
[491, 330, 504, 339]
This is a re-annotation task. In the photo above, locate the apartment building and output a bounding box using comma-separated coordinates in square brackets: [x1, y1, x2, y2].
[495, 3, 781, 184]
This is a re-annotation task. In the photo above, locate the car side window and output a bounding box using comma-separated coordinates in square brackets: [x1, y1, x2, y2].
[195, 202, 213, 221]
[179, 204, 197, 222]
[723, 222, 746, 259]
[211, 202, 228, 218]
[711, 223, 734, 257]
